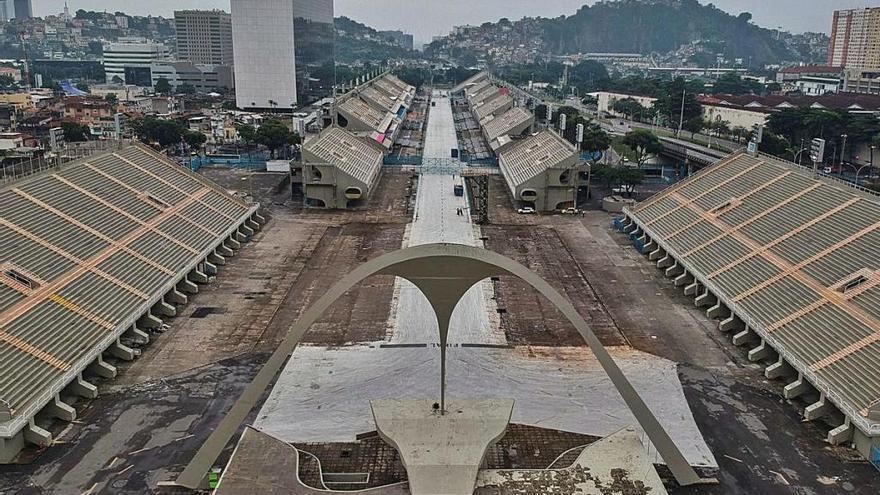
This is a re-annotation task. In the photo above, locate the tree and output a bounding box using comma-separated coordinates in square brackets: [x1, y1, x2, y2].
[710, 119, 731, 138]
[178, 83, 196, 95]
[105, 93, 118, 105]
[130, 117, 186, 148]
[61, 122, 90, 142]
[154, 77, 172, 95]
[652, 78, 702, 128]
[0, 75, 16, 90]
[256, 119, 300, 158]
[612, 98, 647, 121]
[568, 60, 609, 91]
[222, 100, 238, 110]
[592, 165, 645, 195]
[682, 117, 706, 138]
[183, 130, 207, 150]
[236, 124, 257, 149]
[621, 129, 663, 169]
[75, 82, 90, 93]
[578, 121, 611, 155]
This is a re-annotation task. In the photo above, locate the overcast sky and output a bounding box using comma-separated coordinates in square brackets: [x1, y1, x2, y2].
[37, 1, 870, 42]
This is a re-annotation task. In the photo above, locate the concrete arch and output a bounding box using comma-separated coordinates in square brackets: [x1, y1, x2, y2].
[177, 243, 703, 488]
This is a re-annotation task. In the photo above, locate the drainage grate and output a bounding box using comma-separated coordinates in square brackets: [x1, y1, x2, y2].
[190, 307, 228, 318]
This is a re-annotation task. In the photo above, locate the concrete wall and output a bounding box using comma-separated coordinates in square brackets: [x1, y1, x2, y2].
[701, 104, 767, 130]
[594, 92, 657, 117]
[302, 162, 373, 209]
[513, 158, 579, 212]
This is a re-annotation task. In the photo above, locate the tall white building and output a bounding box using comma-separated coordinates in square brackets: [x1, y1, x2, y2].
[103, 39, 171, 86]
[231, 0, 334, 111]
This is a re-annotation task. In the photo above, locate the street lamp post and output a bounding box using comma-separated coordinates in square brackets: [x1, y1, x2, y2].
[871, 145, 876, 183]
[840, 133, 848, 168]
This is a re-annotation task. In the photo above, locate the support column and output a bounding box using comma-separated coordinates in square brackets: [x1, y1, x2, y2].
[125, 325, 150, 345]
[784, 373, 811, 399]
[674, 272, 693, 287]
[804, 395, 829, 421]
[239, 224, 255, 237]
[748, 340, 773, 362]
[665, 262, 684, 278]
[24, 420, 52, 447]
[108, 339, 136, 361]
[245, 218, 260, 231]
[695, 290, 716, 308]
[706, 302, 728, 319]
[718, 315, 742, 333]
[67, 374, 98, 399]
[0, 431, 24, 463]
[137, 311, 163, 330]
[684, 281, 700, 296]
[178, 278, 199, 294]
[153, 300, 177, 318]
[189, 269, 209, 284]
[253, 212, 266, 225]
[732, 326, 755, 346]
[655, 255, 673, 268]
[44, 395, 76, 422]
[647, 248, 663, 261]
[88, 355, 117, 379]
[234, 230, 247, 243]
[765, 357, 794, 379]
[202, 260, 217, 276]
[165, 289, 187, 305]
[225, 237, 241, 251]
[216, 244, 234, 257]
[827, 419, 853, 445]
[208, 251, 226, 266]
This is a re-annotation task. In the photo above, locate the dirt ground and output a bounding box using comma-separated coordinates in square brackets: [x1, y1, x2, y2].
[483, 225, 626, 347]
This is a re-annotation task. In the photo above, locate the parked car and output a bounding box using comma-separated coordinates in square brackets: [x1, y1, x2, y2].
[561, 207, 580, 215]
[517, 207, 536, 214]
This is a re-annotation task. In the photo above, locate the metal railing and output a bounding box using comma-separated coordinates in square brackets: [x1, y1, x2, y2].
[1, 140, 129, 186]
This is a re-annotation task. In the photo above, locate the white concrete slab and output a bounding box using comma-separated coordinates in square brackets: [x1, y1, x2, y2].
[373, 398, 513, 495]
[254, 345, 716, 468]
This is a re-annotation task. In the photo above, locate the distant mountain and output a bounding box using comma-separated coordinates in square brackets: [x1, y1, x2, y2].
[543, 0, 821, 65]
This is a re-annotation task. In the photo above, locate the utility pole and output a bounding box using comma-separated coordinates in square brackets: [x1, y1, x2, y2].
[840, 133, 848, 167]
[676, 89, 686, 138]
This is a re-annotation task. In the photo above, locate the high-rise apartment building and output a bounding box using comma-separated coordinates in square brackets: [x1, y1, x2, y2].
[12, 0, 31, 19]
[829, 7, 880, 70]
[174, 10, 234, 67]
[231, 0, 334, 111]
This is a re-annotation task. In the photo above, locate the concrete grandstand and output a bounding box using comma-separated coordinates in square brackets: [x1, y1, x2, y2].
[301, 126, 384, 209]
[0, 143, 263, 462]
[618, 151, 880, 461]
[498, 129, 581, 212]
[480, 106, 534, 154]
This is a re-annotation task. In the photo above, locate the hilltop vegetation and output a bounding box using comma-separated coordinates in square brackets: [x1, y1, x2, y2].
[334, 16, 419, 63]
[543, 0, 817, 65]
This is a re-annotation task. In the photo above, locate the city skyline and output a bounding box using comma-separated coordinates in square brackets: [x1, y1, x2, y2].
[34, 0, 873, 42]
